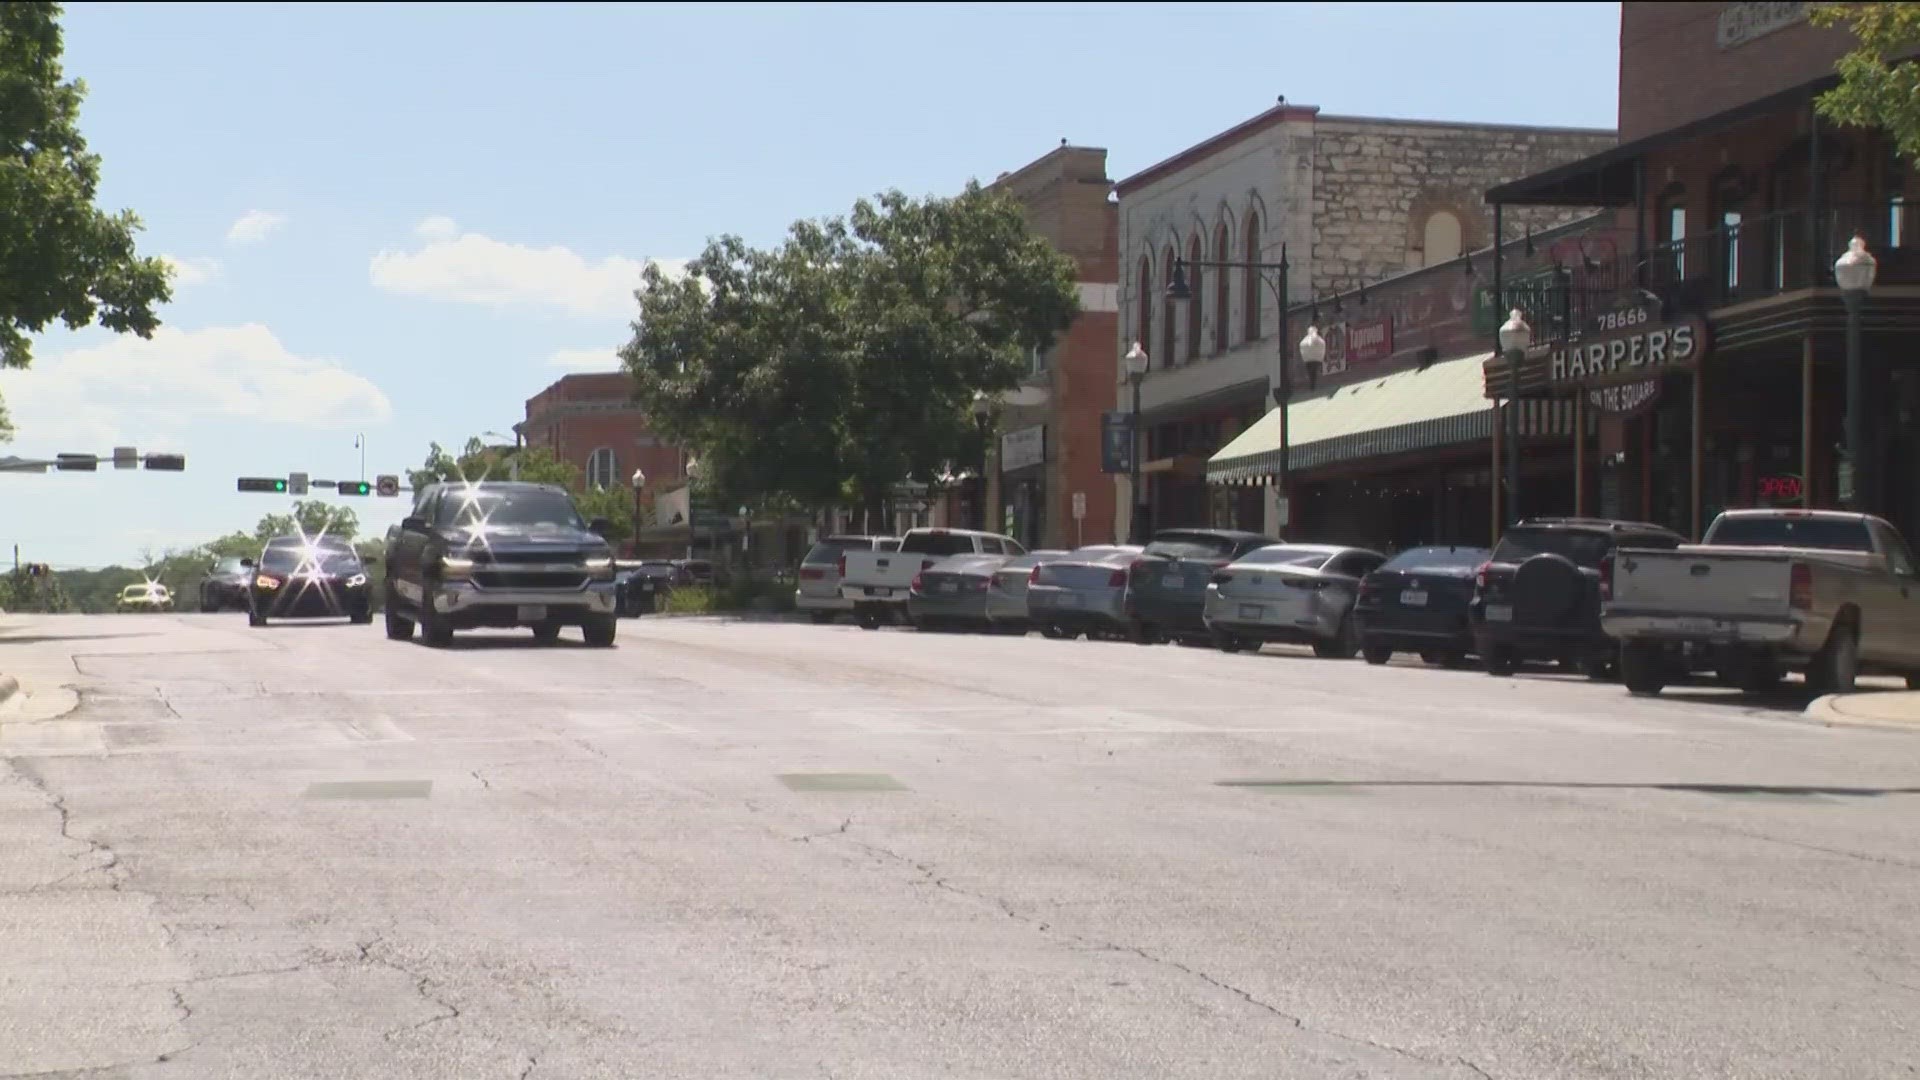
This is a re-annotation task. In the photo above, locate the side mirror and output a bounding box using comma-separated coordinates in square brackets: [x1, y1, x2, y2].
[588, 517, 610, 536]
[401, 515, 428, 533]
[240, 558, 255, 569]
[359, 555, 378, 566]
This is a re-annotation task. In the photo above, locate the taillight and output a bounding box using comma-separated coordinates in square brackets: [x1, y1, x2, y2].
[1598, 554, 1614, 602]
[1125, 558, 1145, 582]
[1108, 567, 1127, 587]
[1473, 561, 1490, 591]
[1028, 566, 1042, 585]
[968, 577, 989, 593]
[1789, 562, 1812, 610]
[836, 554, 846, 578]
[911, 573, 926, 593]
[799, 566, 824, 580]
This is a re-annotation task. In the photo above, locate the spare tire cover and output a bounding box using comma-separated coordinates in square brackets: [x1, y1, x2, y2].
[1513, 553, 1585, 626]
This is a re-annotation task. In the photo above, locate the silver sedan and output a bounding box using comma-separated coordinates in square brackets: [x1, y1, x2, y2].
[1202, 544, 1388, 657]
[1024, 545, 1145, 640]
[984, 549, 1071, 631]
[906, 553, 1010, 631]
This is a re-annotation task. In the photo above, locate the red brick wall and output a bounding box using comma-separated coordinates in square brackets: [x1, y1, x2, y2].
[522, 374, 685, 496]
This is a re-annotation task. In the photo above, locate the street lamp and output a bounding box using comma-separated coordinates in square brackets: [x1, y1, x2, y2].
[1498, 309, 1532, 524]
[1834, 233, 1877, 511]
[1298, 325, 1328, 391]
[630, 467, 647, 556]
[970, 392, 993, 531]
[1122, 342, 1150, 542]
[684, 455, 702, 561]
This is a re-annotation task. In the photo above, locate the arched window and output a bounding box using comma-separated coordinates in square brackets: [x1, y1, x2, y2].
[1243, 210, 1261, 342]
[1135, 255, 1152, 352]
[1185, 234, 1203, 363]
[1214, 222, 1231, 354]
[1160, 243, 1176, 367]
[586, 447, 618, 490]
[1422, 211, 1463, 266]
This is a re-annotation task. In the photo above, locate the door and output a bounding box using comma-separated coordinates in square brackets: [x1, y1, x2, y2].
[393, 490, 438, 603]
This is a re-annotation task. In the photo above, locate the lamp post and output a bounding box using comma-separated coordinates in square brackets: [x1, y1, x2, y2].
[1169, 244, 1290, 531]
[1122, 342, 1150, 542]
[630, 467, 647, 557]
[970, 392, 993, 532]
[684, 455, 702, 561]
[1497, 309, 1532, 525]
[1834, 234, 1877, 511]
[354, 434, 366, 483]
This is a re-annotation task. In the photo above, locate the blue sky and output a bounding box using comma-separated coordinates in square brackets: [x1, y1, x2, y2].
[0, 1, 1620, 570]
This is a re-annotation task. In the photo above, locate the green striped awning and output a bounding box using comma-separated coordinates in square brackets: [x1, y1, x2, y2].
[1207, 352, 1496, 485]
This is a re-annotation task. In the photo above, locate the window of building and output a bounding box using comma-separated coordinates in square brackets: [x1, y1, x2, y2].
[1160, 244, 1176, 367]
[1030, 341, 1050, 377]
[586, 446, 618, 489]
[1185, 234, 1203, 363]
[1721, 209, 1743, 294]
[1421, 211, 1463, 267]
[1892, 194, 1906, 249]
[1213, 222, 1231, 354]
[1243, 211, 1261, 342]
[1135, 255, 1152, 351]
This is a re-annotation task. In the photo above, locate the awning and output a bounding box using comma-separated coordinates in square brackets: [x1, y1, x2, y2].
[1206, 352, 1495, 484]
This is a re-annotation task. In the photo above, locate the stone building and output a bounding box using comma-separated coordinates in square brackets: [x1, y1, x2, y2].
[1113, 100, 1615, 538]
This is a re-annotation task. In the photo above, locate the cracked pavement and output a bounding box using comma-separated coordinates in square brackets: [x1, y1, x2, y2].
[2, 611, 1919, 1077]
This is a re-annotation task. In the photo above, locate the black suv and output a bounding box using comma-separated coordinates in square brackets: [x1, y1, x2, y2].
[1470, 517, 1685, 678]
[198, 556, 254, 612]
[383, 481, 620, 648]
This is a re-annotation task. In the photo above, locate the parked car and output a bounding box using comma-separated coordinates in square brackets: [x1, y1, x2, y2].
[1602, 508, 1920, 695]
[1126, 529, 1280, 644]
[795, 535, 898, 624]
[1202, 544, 1385, 656]
[1353, 544, 1492, 667]
[907, 553, 1010, 631]
[614, 560, 676, 616]
[198, 556, 253, 612]
[673, 559, 716, 587]
[245, 535, 374, 627]
[984, 549, 1071, 631]
[1025, 545, 1146, 640]
[116, 582, 172, 612]
[839, 527, 1024, 630]
[1472, 517, 1685, 679]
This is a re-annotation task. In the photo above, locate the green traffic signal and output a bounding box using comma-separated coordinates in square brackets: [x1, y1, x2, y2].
[237, 477, 288, 493]
[338, 481, 371, 496]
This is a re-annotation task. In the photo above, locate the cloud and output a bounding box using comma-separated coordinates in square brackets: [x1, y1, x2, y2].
[160, 255, 222, 287]
[545, 347, 621, 372]
[369, 216, 687, 318]
[0, 324, 391, 449]
[227, 210, 288, 246]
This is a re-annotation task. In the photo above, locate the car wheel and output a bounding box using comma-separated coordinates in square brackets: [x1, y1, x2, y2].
[1620, 643, 1667, 696]
[532, 620, 562, 645]
[1363, 644, 1393, 666]
[1127, 619, 1159, 645]
[247, 608, 266, 627]
[1039, 623, 1068, 640]
[856, 610, 883, 631]
[1484, 646, 1517, 677]
[1580, 646, 1619, 682]
[419, 605, 454, 649]
[384, 609, 414, 641]
[1312, 615, 1360, 659]
[809, 611, 836, 625]
[582, 615, 618, 648]
[1212, 631, 1245, 654]
[1908, 673, 1920, 691]
[1805, 618, 1859, 694]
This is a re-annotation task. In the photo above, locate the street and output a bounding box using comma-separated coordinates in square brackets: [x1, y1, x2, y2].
[3, 613, 1918, 1079]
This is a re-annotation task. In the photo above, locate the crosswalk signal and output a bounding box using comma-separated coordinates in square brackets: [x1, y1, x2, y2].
[238, 477, 288, 493]
[338, 480, 371, 497]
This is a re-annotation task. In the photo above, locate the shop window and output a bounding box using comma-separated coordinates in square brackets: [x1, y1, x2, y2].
[1186, 235, 1203, 363]
[586, 447, 617, 490]
[1135, 255, 1152, 352]
[1243, 210, 1261, 342]
[1161, 244, 1177, 367]
[1030, 342, 1050, 377]
[1421, 212, 1463, 267]
[1214, 222, 1231, 354]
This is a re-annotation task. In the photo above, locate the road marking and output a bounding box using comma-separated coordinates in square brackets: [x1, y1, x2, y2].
[777, 773, 908, 792]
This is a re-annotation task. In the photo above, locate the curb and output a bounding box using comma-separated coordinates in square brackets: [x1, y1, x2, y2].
[1804, 692, 1920, 732]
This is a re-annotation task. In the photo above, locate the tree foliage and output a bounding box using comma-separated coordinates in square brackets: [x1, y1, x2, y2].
[251, 499, 360, 543]
[407, 437, 577, 493]
[620, 182, 1079, 513]
[0, 2, 173, 439]
[1811, 3, 1920, 164]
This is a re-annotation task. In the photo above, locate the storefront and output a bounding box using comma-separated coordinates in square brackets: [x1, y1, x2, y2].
[999, 423, 1047, 549]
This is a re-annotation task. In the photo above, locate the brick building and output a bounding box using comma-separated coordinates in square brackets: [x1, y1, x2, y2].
[1114, 100, 1616, 539]
[1476, 1, 1920, 542]
[520, 370, 686, 517]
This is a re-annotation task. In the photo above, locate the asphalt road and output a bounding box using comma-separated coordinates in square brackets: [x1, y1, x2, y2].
[2, 611, 1917, 1079]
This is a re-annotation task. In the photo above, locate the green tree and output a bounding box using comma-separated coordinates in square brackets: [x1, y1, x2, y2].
[0, 2, 173, 439]
[572, 484, 636, 544]
[1811, 3, 1920, 163]
[253, 500, 360, 543]
[407, 437, 577, 492]
[620, 182, 1079, 516]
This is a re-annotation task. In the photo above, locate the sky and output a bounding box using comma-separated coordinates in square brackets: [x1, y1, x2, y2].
[0, 1, 1621, 570]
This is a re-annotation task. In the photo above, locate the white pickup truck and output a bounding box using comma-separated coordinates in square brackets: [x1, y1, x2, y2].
[1601, 508, 1920, 695]
[838, 527, 1025, 630]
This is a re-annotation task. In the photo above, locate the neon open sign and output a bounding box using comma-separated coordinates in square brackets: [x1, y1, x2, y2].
[1758, 474, 1804, 501]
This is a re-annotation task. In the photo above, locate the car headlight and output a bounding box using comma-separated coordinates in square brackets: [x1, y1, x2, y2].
[584, 555, 614, 581]
[438, 556, 474, 579]
[256, 575, 282, 590]
[345, 573, 368, 588]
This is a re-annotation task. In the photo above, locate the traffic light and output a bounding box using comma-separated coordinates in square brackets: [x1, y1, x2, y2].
[144, 454, 186, 472]
[337, 480, 371, 497]
[238, 477, 288, 493]
[55, 453, 98, 472]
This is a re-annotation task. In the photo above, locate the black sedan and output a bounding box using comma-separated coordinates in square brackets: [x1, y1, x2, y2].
[246, 538, 375, 626]
[1353, 545, 1491, 667]
[198, 557, 254, 612]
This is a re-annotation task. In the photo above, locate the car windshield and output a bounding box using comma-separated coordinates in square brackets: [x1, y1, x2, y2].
[1492, 528, 1613, 569]
[259, 544, 359, 574]
[1707, 516, 1874, 552]
[803, 538, 872, 564]
[900, 531, 979, 557]
[1238, 545, 1336, 569]
[437, 488, 584, 531]
[1381, 546, 1492, 573]
[1144, 533, 1240, 561]
[1002, 550, 1068, 571]
[213, 557, 249, 575]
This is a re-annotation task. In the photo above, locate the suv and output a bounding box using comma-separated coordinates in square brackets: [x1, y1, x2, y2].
[1471, 517, 1685, 678]
[795, 535, 898, 624]
[383, 481, 620, 648]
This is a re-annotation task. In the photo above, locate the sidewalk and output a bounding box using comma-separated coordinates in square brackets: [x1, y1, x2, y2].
[1806, 690, 1920, 732]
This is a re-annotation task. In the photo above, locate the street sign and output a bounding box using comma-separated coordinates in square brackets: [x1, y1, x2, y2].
[112, 447, 138, 470]
[376, 474, 401, 497]
[1072, 491, 1086, 520]
[238, 477, 288, 493]
[1100, 412, 1135, 474]
[288, 471, 310, 496]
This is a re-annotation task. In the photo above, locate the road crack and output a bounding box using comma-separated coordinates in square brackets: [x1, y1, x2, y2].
[471, 769, 493, 791]
[793, 816, 852, 843]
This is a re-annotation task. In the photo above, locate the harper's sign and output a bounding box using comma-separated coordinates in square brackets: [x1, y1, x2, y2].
[1585, 378, 1662, 417]
[1717, 2, 1806, 50]
[1549, 317, 1707, 386]
[1000, 424, 1046, 473]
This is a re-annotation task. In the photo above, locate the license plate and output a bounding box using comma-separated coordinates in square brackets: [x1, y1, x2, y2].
[1166, 574, 1188, 589]
[1400, 589, 1428, 607]
[1485, 604, 1513, 622]
[517, 605, 548, 621]
[1675, 617, 1719, 635]
[1238, 603, 1263, 619]
[865, 587, 892, 597]
[939, 581, 957, 593]
[1058, 593, 1080, 607]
